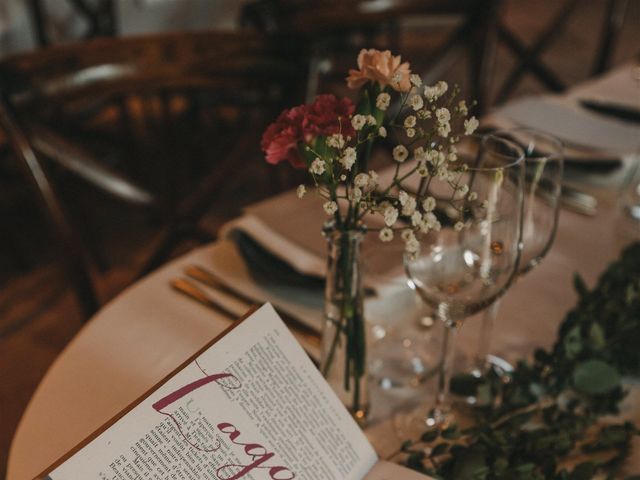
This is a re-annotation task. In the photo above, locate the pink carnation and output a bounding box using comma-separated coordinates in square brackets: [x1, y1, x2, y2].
[347, 49, 411, 92]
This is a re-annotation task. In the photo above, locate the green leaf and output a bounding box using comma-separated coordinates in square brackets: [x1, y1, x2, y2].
[421, 428, 440, 443]
[450, 373, 483, 396]
[572, 359, 621, 395]
[563, 325, 583, 359]
[431, 442, 450, 456]
[568, 462, 596, 480]
[588, 323, 606, 351]
[573, 273, 589, 298]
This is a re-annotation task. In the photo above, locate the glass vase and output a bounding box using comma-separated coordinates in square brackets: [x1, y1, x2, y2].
[320, 222, 369, 426]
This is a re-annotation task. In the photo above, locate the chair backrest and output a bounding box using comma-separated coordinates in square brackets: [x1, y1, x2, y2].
[0, 30, 308, 319]
[0, 30, 306, 200]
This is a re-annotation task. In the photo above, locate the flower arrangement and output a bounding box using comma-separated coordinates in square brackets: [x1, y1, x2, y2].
[261, 48, 479, 252]
[261, 48, 478, 419]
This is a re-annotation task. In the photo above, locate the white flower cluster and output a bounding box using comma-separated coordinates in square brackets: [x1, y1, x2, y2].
[301, 75, 477, 254]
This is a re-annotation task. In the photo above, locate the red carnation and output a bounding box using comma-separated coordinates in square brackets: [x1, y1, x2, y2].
[261, 94, 356, 167]
[306, 94, 356, 137]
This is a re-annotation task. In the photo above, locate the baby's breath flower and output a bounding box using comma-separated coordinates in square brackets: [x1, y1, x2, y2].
[366, 115, 377, 126]
[424, 212, 440, 230]
[401, 229, 415, 242]
[310, 158, 326, 175]
[368, 170, 379, 189]
[323, 201, 338, 215]
[437, 165, 448, 180]
[447, 151, 457, 162]
[393, 145, 409, 162]
[422, 196, 436, 212]
[327, 133, 345, 149]
[399, 190, 409, 205]
[404, 236, 420, 254]
[426, 149, 439, 165]
[414, 146, 427, 162]
[423, 80, 448, 101]
[404, 115, 417, 128]
[339, 147, 357, 170]
[383, 206, 399, 226]
[376, 92, 391, 111]
[410, 94, 424, 111]
[417, 109, 432, 120]
[340, 174, 347, 181]
[454, 221, 465, 232]
[458, 100, 468, 116]
[351, 114, 366, 131]
[437, 121, 451, 138]
[464, 116, 479, 135]
[350, 187, 363, 202]
[378, 126, 387, 138]
[411, 211, 422, 226]
[296, 185, 306, 198]
[406, 128, 416, 138]
[423, 85, 438, 101]
[469, 191, 478, 201]
[390, 71, 404, 89]
[436, 107, 451, 123]
[379, 227, 394, 242]
[410, 74, 422, 87]
[354, 172, 370, 188]
[416, 162, 429, 177]
[402, 196, 416, 216]
[454, 183, 469, 199]
[436, 80, 448, 97]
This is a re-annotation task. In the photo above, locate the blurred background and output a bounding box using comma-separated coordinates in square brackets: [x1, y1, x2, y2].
[0, 0, 638, 476]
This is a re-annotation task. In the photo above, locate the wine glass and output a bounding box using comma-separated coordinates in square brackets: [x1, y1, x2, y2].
[472, 129, 564, 378]
[398, 134, 525, 430]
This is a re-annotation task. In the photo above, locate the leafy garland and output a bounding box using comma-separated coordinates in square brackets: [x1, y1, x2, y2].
[400, 242, 640, 479]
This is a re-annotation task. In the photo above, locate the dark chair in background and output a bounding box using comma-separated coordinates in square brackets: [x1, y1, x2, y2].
[242, 0, 501, 115]
[495, 0, 633, 103]
[0, 31, 307, 319]
[28, 0, 117, 47]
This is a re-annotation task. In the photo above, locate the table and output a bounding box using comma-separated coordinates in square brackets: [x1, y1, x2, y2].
[8, 73, 640, 478]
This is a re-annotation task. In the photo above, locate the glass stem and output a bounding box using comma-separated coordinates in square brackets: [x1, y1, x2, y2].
[433, 324, 457, 421]
[475, 299, 501, 374]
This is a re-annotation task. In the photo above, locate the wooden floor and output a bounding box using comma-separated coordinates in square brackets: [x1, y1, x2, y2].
[0, 1, 638, 477]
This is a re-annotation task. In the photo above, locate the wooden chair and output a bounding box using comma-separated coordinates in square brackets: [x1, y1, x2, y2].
[241, 0, 501, 114]
[0, 31, 307, 319]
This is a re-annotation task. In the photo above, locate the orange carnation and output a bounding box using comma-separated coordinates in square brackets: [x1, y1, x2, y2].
[346, 49, 411, 92]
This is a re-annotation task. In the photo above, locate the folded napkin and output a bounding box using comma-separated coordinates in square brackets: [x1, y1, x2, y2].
[220, 189, 328, 279]
[220, 183, 412, 294]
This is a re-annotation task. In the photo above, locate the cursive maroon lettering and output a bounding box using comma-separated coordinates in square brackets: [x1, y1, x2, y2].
[152, 370, 241, 452]
[216, 423, 295, 480]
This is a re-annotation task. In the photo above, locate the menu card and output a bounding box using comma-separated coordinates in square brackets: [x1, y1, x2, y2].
[38, 304, 431, 480]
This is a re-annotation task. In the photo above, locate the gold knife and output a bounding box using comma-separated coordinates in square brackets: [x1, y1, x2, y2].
[183, 265, 321, 348]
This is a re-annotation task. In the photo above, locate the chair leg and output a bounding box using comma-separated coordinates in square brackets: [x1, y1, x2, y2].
[0, 98, 100, 320]
[592, 0, 629, 76]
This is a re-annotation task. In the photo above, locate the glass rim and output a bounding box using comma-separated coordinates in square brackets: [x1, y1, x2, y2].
[461, 133, 525, 172]
[490, 127, 564, 161]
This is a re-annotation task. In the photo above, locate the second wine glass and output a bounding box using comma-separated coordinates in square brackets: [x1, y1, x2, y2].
[398, 134, 525, 431]
[472, 128, 564, 379]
